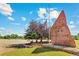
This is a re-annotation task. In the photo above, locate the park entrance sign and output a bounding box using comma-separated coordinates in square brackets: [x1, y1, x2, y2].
[50, 10, 76, 47]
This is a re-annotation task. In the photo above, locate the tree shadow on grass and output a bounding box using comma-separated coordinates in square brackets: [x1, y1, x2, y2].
[32, 47, 61, 54]
[32, 46, 78, 56]
[7, 44, 32, 48]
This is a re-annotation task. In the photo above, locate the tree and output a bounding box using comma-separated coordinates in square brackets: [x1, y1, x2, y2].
[24, 20, 49, 43]
[73, 34, 79, 40]
[3, 34, 23, 39]
[4, 35, 11, 39]
[10, 34, 18, 39]
[24, 32, 39, 39]
[0, 34, 3, 39]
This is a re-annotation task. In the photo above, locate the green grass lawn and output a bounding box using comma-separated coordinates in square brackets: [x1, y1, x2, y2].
[75, 40, 79, 49]
[1, 47, 73, 56]
[1, 40, 79, 56]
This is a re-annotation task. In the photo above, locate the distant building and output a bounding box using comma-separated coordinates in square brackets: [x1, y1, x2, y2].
[50, 10, 76, 47]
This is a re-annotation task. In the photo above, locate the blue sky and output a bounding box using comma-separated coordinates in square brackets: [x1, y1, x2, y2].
[0, 3, 79, 35]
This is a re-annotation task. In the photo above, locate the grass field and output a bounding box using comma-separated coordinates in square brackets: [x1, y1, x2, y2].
[75, 40, 79, 49]
[1, 47, 73, 56]
[0, 39, 79, 56]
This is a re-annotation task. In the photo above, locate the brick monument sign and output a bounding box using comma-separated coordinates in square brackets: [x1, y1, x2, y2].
[50, 10, 76, 47]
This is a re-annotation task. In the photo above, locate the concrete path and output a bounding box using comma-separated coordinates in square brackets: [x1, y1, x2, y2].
[43, 44, 79, 56]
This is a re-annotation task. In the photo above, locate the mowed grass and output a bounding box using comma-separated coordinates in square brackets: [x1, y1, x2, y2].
[75, 40, 79, 49]
[0, 40, 79, 56]
[1, 47, 73, 56]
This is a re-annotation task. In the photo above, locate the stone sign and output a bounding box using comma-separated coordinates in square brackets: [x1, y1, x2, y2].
[50, 10, 76, 47]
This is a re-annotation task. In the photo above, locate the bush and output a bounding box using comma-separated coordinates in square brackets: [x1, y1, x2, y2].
[24, 32, 39, 39]
[0, 34, 24, 39]
[74, 36, 79, 40]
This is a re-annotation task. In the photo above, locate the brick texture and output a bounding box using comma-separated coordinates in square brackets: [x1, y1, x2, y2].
[50, 10, 76, 47]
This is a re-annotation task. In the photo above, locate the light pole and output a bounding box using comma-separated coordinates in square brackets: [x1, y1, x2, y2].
[43, 8, 51, 44]
[49, 8, 51, 44]
[46, 8, 51, 44]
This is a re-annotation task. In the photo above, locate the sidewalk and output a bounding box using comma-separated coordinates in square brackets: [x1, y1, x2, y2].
[43, 44, 79, 56]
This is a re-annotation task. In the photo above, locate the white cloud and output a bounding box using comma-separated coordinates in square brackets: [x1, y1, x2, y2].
[25, 24, 29, 29]
[29, 11, 33, 14]
[21, 17, 26, 21]
[38, 8, 59, 20]
[0, 3, 13, 16]
[11, 22, 20, 26]
[69, 25, 76, 29]
[49, 10, 59, 19]
[25, 24, 28, 26]
[38, 8, 47, 19]
[49, 8, 54, 11]
[0, 27, 5, 35]
[8, 16, 14, 21]
[70, 21, 74, 25]
[42, 20, 46, 23]
[0, 27, 5, 30]
[36, 17, 40, 21]
[6, 29, 13, 34]
[78, 21, 79, 24]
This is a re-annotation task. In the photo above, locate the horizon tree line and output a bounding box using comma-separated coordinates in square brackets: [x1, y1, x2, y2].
[0, 20, 79, 40]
